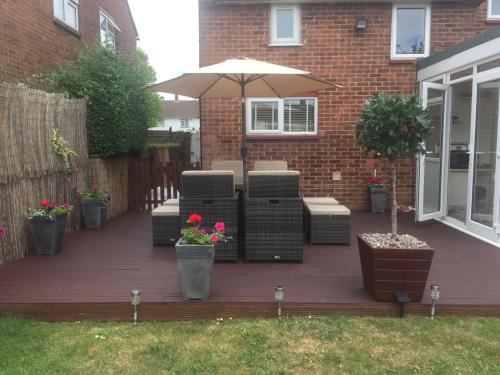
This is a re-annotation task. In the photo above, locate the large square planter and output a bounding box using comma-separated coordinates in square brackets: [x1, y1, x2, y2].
[175, 240, 215, 300]
[30, 214, 67, 256]
[81, 199, 107, 230]
[369, 187, 388, 213]
[357, 235, 434, 302]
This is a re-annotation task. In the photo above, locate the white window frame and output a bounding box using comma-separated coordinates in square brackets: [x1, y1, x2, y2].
[391, 4, 431, 59]
[488, 0, 500, 19]
[53, 0, 79, 31]
[246, 97, 318, 135]
[100, 9, 121, 49]
[180, 119, 190, 128]
[269, 5, 301, 46]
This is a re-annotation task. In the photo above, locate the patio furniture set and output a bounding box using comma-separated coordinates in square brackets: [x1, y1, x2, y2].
[152, 160, 351, 262]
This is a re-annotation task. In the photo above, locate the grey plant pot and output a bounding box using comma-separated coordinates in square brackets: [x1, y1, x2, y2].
[369, 187, 387, 213]
[30, 214, 67, 256]
[175, 240, 215, 300]
[81, 199, 107, 230]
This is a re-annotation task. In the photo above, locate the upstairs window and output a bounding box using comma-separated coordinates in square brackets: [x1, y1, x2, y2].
[488, 0, 500, 19]
[100, 10, 120, 50]
[391, 5, 431, 59]
[270, 5, 301, 46]
[246, 98, 317, 135]
[53, 0, 79, 31]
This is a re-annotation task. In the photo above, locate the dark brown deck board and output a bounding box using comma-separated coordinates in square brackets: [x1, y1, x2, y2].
[1, 210, 500, 320]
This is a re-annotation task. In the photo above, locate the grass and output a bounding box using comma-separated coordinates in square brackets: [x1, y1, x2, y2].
[1, 315, 499, 374]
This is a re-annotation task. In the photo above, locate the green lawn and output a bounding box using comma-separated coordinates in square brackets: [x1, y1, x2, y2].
[1, 315, 499, 374]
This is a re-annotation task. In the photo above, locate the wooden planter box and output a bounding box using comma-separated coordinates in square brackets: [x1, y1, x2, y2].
[357, 235, 434, 302]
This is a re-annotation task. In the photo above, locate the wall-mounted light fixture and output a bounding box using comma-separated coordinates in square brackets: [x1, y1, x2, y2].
[130, 289, 141, 325]
[355, 17, 368, 32]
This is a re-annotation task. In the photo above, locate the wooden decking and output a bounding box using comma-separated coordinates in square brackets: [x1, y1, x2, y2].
[1, 210, 500, 321]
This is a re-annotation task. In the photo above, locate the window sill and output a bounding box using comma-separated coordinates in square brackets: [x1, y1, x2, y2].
[268, 43, 303, 47]
[247, 134, 319, 141]
[485, 18, 500, 24]
[53, 18, 81, 38]
[388, 58, 418, 65]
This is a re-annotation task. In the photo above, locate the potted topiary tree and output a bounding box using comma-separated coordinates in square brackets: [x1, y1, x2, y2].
[27, 199, 73, 256]
[80, 184, 109, 230]
[354, 93, 434, 302]
[175, 213, 228, 300]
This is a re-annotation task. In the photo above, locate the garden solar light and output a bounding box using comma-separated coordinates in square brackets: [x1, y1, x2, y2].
[130, 289, 141, 325]
[274, 285, 284, 319]
[395, 292, 410, 318]
[430, 284, 440, 320]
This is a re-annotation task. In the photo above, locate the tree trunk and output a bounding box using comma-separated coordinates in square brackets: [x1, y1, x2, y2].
[391, 160, 398, 238]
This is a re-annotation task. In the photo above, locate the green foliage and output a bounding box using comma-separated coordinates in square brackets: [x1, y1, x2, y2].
[51, 128, 78, 176]
[354, 93, 432, 162]
[36, 44, 161, 158]
[26, 200, 73, 219]
[137, 48, 164, 128]
[80, 184, 108, 205]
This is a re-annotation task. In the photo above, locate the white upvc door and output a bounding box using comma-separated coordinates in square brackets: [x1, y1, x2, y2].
[466, 70, 500, 238]
[417, 82, 450, 221]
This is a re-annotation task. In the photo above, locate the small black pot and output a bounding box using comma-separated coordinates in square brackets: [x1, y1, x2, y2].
[30, 214, 67, 256]
[81, 199, 107, 230]
[369, 187, 387, 213]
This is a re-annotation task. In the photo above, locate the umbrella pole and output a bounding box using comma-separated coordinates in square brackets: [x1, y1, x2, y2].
[240, 80, 248, 188]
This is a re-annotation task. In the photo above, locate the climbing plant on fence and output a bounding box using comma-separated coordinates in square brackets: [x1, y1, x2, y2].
[35, 44, 162, 158]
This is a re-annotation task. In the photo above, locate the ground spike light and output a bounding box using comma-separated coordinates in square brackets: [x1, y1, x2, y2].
[430, 284, 440, 319]
[130, 289, 141, 325]
[275, 285, 284, 319]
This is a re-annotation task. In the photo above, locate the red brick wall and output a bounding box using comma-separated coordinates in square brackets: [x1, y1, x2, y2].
[0, 0, 137, 82]
[199, 0, 494, 208]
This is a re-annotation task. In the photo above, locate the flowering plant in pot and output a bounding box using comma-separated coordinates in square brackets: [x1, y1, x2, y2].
[80, 184, 109, 230]
[175, 213, 228, 300]
[366, 176, 388, 213]
[27, 199, 73, 256]
[354, 93, 434, 302]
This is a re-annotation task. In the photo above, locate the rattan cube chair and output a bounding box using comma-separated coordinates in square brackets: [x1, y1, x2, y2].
[244, 170, 303, 262]
[180, 171, 238, 262]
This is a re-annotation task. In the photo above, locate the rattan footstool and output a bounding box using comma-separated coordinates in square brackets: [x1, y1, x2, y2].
[305, 204, 351, 245]
[152, 205, 180, 246]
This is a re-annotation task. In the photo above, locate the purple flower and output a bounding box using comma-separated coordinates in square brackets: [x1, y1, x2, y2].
[45, 216, 55, 223]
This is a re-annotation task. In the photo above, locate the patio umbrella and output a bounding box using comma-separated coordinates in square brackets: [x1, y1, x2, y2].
[147, 57, 340, 184]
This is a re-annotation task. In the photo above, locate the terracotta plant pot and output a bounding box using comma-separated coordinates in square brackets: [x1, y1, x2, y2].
[30, 214, 67, 256]
[357, 235, 434, 302]
[175, 240, 215, 300]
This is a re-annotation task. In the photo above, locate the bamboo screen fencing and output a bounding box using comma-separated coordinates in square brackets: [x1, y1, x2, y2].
[0, 83, 129, 264]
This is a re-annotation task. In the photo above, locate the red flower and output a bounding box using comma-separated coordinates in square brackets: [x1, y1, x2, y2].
[188, 213, 202, 224]
[40, 199, 49, 207]
[366, 176, 381, 184]
[0, 227, 6, 238]
[90, 184, 97, 191]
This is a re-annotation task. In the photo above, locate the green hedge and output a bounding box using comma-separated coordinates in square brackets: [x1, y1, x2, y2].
[35, 44, 163, 158]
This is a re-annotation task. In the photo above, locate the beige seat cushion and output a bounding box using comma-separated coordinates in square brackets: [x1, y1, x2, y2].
[254, 160, 288, 171]
[303, 197, 339, 205]
[162, 198, 179, 206]
[211, 160, 243, 186]
[152, 205, 179, 217]
[306, 204, 350, 216]
[248, 170, 299, 177]
[182, 170, 234, 176]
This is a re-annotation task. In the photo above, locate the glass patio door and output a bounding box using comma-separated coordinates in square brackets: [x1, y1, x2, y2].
[466, 71, 500, 237]
[417, 82, 449, 221]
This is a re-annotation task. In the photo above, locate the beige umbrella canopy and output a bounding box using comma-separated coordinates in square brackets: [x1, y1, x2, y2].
[147, 57, 340, 183]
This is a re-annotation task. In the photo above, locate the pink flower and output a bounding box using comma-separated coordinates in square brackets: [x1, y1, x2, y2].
[0, 227, 5, 238]
[201, 229, 206, 234]
[210, 234, 218, 242]
[214, 222, 225, 231]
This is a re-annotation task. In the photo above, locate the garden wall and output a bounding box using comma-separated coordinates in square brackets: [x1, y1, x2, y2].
[0, 83, 129, 264]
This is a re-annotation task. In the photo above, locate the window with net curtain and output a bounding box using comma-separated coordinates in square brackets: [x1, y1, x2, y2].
[53, 0, 79, 30]
[247, 98, 317, 134]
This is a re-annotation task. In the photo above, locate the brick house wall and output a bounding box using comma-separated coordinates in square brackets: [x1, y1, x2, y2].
[0, 0, 137, 82]
[199, 0, 496, 208]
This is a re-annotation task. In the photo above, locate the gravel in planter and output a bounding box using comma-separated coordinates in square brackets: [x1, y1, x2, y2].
[360, 233, 429, 249]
